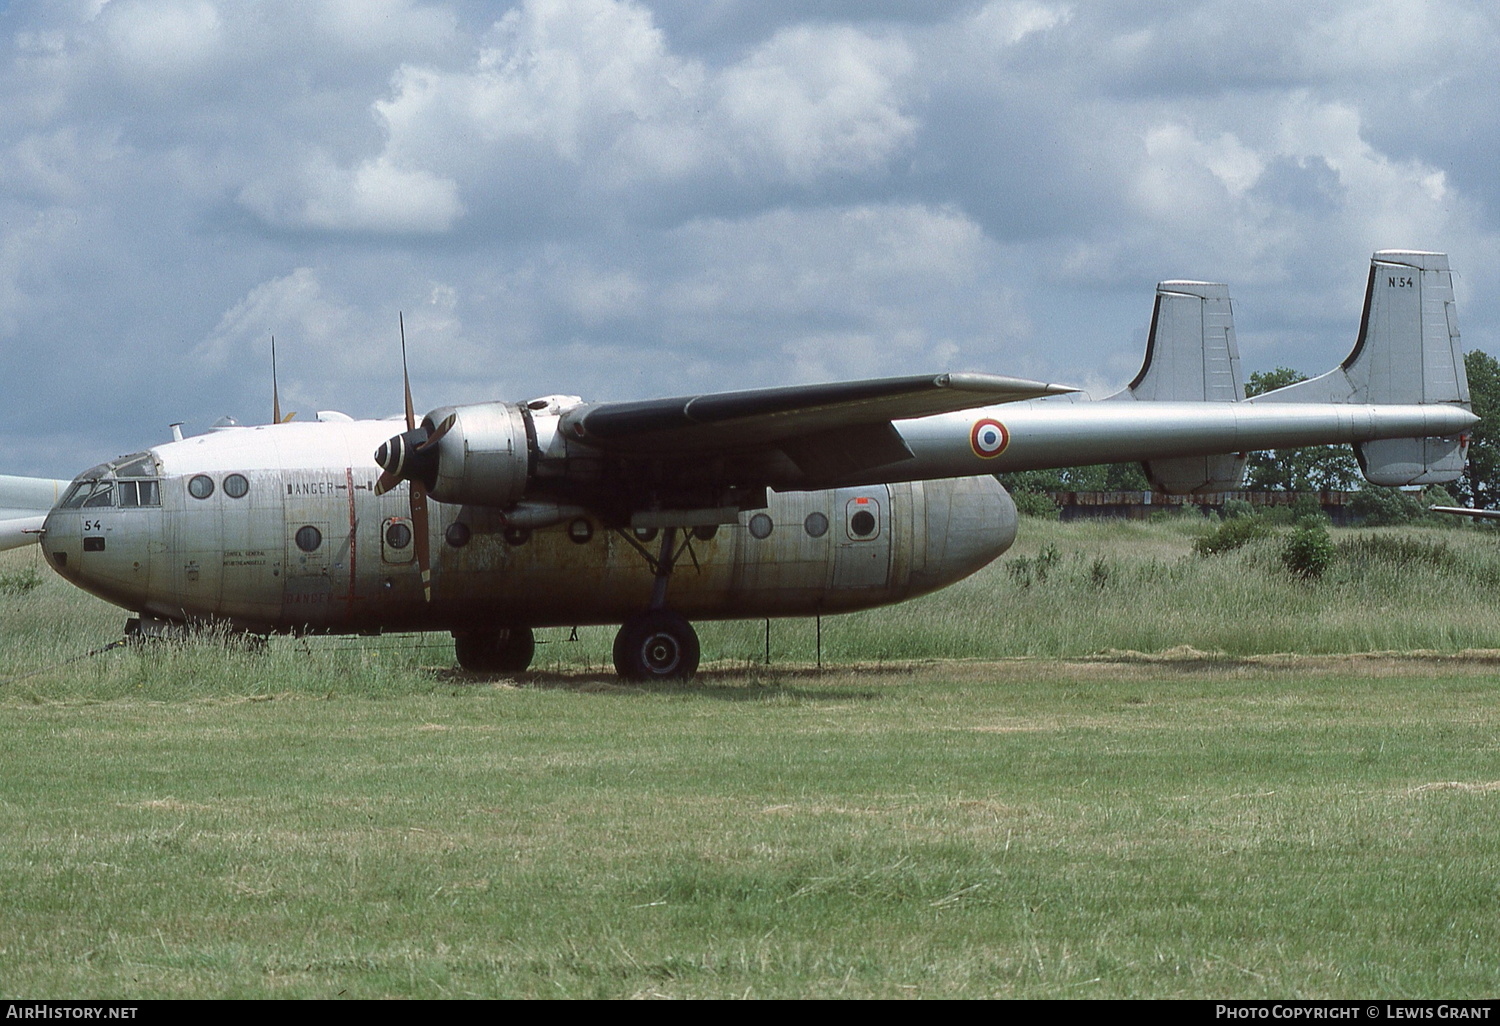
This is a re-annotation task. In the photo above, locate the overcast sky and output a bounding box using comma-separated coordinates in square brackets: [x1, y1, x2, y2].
[2, 0, 1496, 477]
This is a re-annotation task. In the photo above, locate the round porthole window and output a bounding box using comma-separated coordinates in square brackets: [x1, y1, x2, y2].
[188, 474, 214, 500]
[446, 522, 471, 548]
[223, 474, 249, 499]
[385, 521, 412, 549]
[748, 513, 773, 539]
[804, 512, 829, 538]
[295, 525, 322, 553]
[568, 518, 594, 544]
[633, 526, 659, 543]
[850, 510, 876, 538]
[504, 526, 531, 546]
[692, 524, 719, 541]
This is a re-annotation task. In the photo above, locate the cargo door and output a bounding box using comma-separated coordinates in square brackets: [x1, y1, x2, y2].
[281, 470, 347, 624]
[831, 486, 891, 589]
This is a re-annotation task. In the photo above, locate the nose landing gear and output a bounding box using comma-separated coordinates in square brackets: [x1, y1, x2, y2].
[453, 626, 535, 673]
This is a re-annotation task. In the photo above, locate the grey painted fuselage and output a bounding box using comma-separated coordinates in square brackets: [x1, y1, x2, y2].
[41, 420, 1015, 634]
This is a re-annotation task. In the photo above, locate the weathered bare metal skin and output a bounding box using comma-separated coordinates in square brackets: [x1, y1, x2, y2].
[41, 421, 1017, 634]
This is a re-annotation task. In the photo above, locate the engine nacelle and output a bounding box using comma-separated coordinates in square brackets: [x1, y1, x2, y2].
[422, 401, 532, 507]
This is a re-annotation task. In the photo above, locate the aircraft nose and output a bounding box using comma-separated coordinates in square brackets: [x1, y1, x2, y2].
[39, 507, 87, 583]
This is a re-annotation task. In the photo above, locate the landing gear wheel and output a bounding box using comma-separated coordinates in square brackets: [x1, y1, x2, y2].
[613, 612, 701, 680]
[453, 627, 535, 673]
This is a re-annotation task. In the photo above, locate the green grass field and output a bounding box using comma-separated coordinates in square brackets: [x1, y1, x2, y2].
[3, 517, 1500, 998]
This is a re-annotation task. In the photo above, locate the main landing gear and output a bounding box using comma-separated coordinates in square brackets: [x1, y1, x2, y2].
[612, 525, 702, 680]
[613, 609, 700, 680]
[453, 626, 535, 673]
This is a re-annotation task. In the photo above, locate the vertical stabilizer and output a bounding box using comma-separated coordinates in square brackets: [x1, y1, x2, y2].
[1110, 281, 1247, 493]
[1112, 281, 1243, 403]
[1248, 251, 1470, 485]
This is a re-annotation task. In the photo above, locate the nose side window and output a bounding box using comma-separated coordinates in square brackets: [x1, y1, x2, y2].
[115, 480, 162, 508]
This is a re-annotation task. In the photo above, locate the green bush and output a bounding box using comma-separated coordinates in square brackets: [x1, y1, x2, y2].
[1007, 545, 1061, 587]
[1222, 498, 1255, 520]
[1194, 515, 1273, 556]
[1350, 487, 1426, 526]
[1281, 523, 1335, 579]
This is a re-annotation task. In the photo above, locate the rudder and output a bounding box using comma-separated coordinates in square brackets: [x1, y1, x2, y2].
[1247, 250, 1470, 485]
[1110, 280, 1248, 493]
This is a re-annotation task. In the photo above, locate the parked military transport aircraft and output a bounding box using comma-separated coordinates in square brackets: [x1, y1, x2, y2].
[30, 251, 1477, 678]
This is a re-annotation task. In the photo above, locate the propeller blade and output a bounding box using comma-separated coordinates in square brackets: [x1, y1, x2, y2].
[410, 480, 433, 602]
[271, 335, 282, 425]
[394, 312, 432, 601]
[400, 312, 415, 433]
[414, 413, 457, 453]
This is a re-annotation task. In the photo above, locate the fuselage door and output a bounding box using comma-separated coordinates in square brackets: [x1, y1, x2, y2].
[832, 488, 891, 589]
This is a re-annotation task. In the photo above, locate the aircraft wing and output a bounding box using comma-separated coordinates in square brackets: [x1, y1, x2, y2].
[0, 474, 69, 551]
[561, 373, 1075, 453]
[0, 515, 47, 552]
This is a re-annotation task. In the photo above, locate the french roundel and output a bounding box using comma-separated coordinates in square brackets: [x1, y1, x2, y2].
[970, 418, 1009, 459]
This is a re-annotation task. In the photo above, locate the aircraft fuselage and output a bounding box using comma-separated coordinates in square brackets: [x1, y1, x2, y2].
[39, 420, 1016, 634]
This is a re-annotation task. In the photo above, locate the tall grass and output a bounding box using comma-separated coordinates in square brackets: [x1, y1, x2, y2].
[7, 516, 1500, 691]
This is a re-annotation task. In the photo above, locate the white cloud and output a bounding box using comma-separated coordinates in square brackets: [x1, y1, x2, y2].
[241, 152, 465, 235]
[195, 268, 353, 370]
[101, 0, 225, 82]
[242, 0, 922, 233]
[716, 24, 917, 180]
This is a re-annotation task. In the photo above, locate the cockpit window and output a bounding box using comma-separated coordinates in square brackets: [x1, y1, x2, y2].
[60, 482, 94, 509]
[114, 454, 157, 477]
[58, 465, 163, 510]
[117, 480, 160, 508]
[82, 481, 115, 508]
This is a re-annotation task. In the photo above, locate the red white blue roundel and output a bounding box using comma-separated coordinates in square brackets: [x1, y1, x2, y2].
[970, 418, 1009, 459]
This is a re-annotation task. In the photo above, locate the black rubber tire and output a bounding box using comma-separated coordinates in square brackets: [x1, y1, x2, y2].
[612, 612, 701, 680]
[453, 627, 536, 673]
